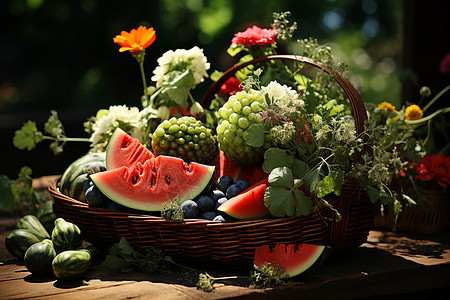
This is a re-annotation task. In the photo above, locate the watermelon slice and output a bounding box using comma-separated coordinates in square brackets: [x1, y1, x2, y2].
[254, 243, 327, 278]
[106, 127, 155, 170]
[91, 155, 215, 211]
[217, 179, 270, 220]
[216, 151, 267, 185]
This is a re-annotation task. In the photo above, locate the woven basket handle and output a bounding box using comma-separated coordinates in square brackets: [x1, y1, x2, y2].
[201, 54, 368, 163]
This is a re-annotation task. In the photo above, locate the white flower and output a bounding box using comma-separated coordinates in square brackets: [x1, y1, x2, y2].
[262, 80, 304, 107]
[151, 46, 210, 88]
[90, 105, 142, 151]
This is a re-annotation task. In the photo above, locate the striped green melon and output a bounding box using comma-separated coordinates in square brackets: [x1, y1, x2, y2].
[60, 152, 106, 200]
[17, 215, 50, 240]
[51, 218, 83, 252]
[5, 229, 45, 260]
[52, 249, 92, 281]
[24, 239, 56, 277]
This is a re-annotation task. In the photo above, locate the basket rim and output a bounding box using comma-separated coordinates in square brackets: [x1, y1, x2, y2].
[49, 176, 343, 226]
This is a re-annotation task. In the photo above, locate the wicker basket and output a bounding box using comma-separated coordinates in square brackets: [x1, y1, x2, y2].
[49, 55, 374, 264]
[374, 188, 450, 235]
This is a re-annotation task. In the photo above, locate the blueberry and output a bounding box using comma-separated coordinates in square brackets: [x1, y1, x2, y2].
[226, 183, 243, 199]
[85, 185, 107, 207]
[198, 211, 217, 220]
[210, 189, 226, 201]
[105, 201, 122, 212]
[181, 200, 199, 219]
[213, 215, 225, 222]
[235, 179, 251, 191]
[196, 195, 215, 212]
[215, 197, 228, 212]
[216, 175, 234, 193]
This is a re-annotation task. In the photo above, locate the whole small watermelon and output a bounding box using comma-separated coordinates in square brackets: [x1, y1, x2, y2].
[52, 249, 93, 281]
[5, 229, 45, 260]
[51, 218, 83, 252]
[60, 152, 106, 202]
[24, 239, 56, 277]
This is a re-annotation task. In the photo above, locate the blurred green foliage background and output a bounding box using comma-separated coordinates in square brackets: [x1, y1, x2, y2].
[0, 0, 448, 178]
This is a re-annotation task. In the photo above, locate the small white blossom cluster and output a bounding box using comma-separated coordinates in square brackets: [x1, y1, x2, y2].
[333, 116, 356, 143]
[90, 105, 142, 151]
[270, 122, 297, 146]
[151, 46, 210, 88]
[262, 81, 304, 108]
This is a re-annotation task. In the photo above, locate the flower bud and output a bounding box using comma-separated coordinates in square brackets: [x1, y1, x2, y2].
[190, 102, 204, 116]
[157, 106, 170, 120]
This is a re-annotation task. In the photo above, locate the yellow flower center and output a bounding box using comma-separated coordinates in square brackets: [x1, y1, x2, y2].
[405, 104, 423, 121]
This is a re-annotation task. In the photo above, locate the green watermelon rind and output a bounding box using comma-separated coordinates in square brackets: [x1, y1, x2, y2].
[254, 243, 327, 278]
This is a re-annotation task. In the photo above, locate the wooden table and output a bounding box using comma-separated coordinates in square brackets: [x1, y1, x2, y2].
[1, 213, 450, 300]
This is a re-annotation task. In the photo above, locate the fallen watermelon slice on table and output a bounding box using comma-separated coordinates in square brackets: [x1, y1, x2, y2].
[254, 243, 328, 278]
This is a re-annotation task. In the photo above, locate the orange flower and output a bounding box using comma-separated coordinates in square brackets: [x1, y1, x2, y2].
[378, 101, 397, 112]
[113, 26, 156, 53]
[405, 104, 423, 121]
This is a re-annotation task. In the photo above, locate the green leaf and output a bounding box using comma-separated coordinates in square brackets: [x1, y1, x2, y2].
[291, 159, 310, 179]
[243, 123, 266, 147]
[268, 167, 293, 189]
[402, 194, 417, 206]
[210, 70, 224, 82]
[17, 166, 33, 195]
[302, 167, 320, 194]
[264, 186, 296, 217]
[330, 170, 344, 196]
[316, 175, 335, 198]
[44, 110, 65, 138]
[227, 44, 245, 57]
[262, 148, 293, 173]
[365, 186, 381, 204]
[159, 69, 196, 108]
[292, 189, 312, 216]
[0, 175, 17, 215]
[13, 121, 44, 151]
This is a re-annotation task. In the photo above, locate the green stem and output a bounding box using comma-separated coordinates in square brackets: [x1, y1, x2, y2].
[422, 85, 450, 113]
[188, 91, 196, 105]
[405, 107, 450, 125]
[139, 59, 149, 106]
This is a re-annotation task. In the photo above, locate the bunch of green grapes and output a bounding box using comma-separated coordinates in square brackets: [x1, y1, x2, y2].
[216, 90, 270, 165]
[152, 116, 217, 164]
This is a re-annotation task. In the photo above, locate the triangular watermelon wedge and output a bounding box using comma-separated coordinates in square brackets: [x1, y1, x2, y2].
[254, 243, 327, 278]
[217, 178, 270, 220]
[106, 127, 155, 170]
[91, 155, 215, 211]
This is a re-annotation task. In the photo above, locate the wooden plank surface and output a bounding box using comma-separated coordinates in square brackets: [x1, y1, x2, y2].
[1, 215, 450, 300]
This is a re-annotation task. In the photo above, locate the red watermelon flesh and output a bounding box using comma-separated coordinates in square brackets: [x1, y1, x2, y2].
[216, 151, 267, 185]
[91, 155, 215, 211]
[254, 243, 326, 278]
[106, 127, 155, 170]
[217, 178, 270, 220]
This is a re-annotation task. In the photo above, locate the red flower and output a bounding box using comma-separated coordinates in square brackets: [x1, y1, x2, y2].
[220, 77, 242, 96]
[439, 53, 450, 74]
[414, 153, 450, 190]
[231, 26, 277, 47]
